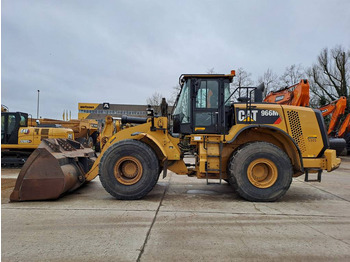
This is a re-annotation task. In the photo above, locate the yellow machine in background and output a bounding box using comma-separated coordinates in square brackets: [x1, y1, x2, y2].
[29, 117, 99, 148]
[1, 111, 74, 166]
[10, 71, 341, 202]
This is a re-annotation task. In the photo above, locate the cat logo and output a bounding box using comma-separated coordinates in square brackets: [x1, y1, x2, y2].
[238, 110, 258, 122]
[103, 103, 110, 109]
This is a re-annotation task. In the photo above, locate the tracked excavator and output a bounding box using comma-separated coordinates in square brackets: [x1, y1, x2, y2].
[10, 71, 341, 202]
[1, 111, 74, 166]
[318, 97, 347, 135]
[318, 97, 349, 154]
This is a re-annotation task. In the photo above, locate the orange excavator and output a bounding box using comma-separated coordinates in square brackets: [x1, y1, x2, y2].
[318, 97, 349, 155]
[264, 81, 348, 155]
[318, 96, 347, 136]
[264, 79, 310, 107]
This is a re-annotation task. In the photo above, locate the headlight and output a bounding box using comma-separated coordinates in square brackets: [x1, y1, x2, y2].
[68, 133, 73, 139]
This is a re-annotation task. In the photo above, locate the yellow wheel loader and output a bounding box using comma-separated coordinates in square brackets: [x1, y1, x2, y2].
[29, 117, 99, 148]
[10, 71, 341, 202]
[1, 111, 74, 167]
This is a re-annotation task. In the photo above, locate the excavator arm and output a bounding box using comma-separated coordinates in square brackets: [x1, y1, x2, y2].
[318, 97, 347, 136]
[264, 79, 310, 106]
[338, 113, 350, 138]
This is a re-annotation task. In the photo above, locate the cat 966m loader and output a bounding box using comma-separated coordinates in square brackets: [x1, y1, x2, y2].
[10, 71, 341, 202]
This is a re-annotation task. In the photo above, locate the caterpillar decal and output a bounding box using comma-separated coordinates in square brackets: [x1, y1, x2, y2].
[236, 109, 281, 125]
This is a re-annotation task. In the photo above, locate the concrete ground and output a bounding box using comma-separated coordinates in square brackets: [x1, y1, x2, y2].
[1, 157, 350, 262]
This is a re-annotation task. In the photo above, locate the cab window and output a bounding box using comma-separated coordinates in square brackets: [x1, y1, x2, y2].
[19, 115, 27, 127]
[7, 114, 16, 134]
[196, 80, 219, 108]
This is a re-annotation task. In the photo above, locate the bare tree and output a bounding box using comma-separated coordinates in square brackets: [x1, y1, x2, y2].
[229, 67, 254, 101]
[232, 67, 254, 88]
[306, 46, 350, 109]
[257, 68, 280, 96]
[280, 64, 305, 86]
[146, 91, 163, 115]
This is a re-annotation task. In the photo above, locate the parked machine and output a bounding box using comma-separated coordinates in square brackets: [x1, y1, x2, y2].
[318, 97, 349, 154]
[1, 111, 74, 166]
[318, 97, 347, 135]
[10, 71, 340, 202]
[29, 117, 99, 148]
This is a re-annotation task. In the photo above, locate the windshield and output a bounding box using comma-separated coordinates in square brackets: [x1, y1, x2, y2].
[173, 79, 191, 123]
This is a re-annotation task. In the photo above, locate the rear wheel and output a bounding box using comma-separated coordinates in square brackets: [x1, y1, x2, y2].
[228, 142, 292, 202]
[99, 139, 159, 200]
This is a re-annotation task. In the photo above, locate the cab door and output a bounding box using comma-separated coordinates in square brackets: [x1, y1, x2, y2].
[1, 113, 19, 144]
[192, 79, 221, 134]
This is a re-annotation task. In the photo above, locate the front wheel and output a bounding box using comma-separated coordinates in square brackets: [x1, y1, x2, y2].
[99, 139, 160, 200]
[228, 142, 293, 202]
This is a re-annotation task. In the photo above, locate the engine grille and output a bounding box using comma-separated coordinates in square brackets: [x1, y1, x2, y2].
[287, 110, 306, 153]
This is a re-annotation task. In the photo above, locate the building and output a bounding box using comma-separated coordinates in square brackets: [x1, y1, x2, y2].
[78, 102, 173, 121]
[78, 103, 149, 120]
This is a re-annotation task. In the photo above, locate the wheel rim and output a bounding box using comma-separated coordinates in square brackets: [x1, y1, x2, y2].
[247, 158, 278, 188]
[114, 156, 143, 185]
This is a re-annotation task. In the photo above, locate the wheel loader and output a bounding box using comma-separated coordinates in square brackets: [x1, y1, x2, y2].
[10, 71, 341, 202]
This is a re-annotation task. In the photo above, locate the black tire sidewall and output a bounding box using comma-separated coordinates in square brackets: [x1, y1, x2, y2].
[229, 142, 292, 202]
[99, 140, 159, 199]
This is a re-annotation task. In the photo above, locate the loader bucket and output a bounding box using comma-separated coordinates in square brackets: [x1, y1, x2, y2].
[10, 139, 96, 202]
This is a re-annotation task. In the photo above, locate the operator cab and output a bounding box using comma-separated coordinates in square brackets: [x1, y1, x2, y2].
[172, 73, 234, 135]
[172, 71, 265, 135]
[1, 112, 28, 144]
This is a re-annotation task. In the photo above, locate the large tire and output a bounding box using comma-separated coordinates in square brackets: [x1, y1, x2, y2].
[99, 139, 159, 200]
[228, 142, 293, 202]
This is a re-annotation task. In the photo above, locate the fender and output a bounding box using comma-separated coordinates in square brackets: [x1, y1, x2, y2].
[134, 132, 168, 162]
[227, 124, 304, 174]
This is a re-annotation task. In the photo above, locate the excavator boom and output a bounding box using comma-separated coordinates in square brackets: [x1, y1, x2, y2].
[338, 113, 350, 138]
[319, 96, 347, 135]
[264, 79, 310, 106]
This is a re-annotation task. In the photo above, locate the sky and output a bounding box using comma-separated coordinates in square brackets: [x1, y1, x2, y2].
[2, 0, 350, 119]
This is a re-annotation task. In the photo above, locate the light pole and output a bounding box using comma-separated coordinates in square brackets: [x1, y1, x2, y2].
[37, 90, 40, 119]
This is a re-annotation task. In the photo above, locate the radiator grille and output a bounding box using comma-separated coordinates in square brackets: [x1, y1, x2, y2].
[287, 110, 306, 153]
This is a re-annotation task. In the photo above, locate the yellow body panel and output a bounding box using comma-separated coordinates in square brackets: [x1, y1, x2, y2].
[29, 118, 98, 140]
[282, 105, 325, 157]
[1, 127, 74, 150]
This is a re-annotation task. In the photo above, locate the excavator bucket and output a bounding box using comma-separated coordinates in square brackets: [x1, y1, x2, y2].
[10, 139, 96, 202]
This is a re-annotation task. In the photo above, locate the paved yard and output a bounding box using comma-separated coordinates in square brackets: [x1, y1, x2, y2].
[2, 157, 350, 261]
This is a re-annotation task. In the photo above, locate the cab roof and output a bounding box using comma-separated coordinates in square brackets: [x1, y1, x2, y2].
[179, 71, 235, 84]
